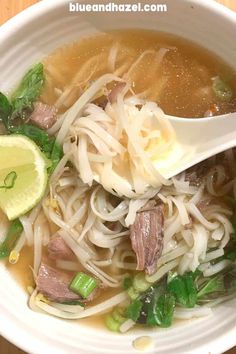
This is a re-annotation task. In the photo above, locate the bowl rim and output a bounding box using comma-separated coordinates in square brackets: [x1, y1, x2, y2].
[1, 0, 236, 353]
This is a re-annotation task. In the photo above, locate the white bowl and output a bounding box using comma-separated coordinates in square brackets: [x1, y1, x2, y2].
[1, 0, 236, 353]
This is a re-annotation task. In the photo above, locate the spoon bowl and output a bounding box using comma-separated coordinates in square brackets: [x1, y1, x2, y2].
[158, 112, 236, 179]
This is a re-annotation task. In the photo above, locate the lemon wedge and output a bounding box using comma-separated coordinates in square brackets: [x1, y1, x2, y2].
[0, 135, 48, 220]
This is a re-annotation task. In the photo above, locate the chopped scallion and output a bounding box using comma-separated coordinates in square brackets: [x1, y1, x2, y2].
[123, 277, 133, 290]
[212, 76, 232, 102]
[69, 272, 97, 299]
[112, 308, 126, 323]
[126, 299, 142, 322]
[105, 315, 121, 332]
[133, 273, 150, 292]
[0, 219, 23, 259]
[127, 286, 140, 300]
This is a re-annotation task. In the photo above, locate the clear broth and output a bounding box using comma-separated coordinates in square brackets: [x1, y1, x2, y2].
[41, 29, 236, 117]
[7, 29, 236, 329]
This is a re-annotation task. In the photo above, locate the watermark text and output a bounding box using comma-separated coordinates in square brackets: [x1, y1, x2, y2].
[69, 2, 168, 13]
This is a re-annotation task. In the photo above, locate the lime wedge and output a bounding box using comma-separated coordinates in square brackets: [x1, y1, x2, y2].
[0, 135, 48, 220]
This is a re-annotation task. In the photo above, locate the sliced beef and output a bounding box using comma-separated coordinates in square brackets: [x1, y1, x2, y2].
[48, 235, 75, 261]
[36, 263, 99, 303]
[30, 101, 57, 130]
[94, 82, 126, 109]
[36, 263, 81, 302]
[130, 204, 164, 275]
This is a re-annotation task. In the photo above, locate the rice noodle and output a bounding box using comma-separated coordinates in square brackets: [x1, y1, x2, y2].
[203, 260, 232, 277]
[33, 222, 43, 274]
[171, 197, 190, 225]
[37, 141, 236, 313]
[47, 115, 64, 135]
[56, 74, 124, 144]
[202, 248, 224, 263]
[56, 260, 80, 271]
[28, 289, 44, 314]
[186, 203, 219, 231]
[174, 306, 212, 320]
[9, 232, 26, 264]
[125, 188, 157, 226]
[56, 73, 178, 197]
[146, 259, 179, 283]
[178, 253, 194, 275]
[23, 69, 236, 327]
[181, 230, 193, 247]
[34, 291, 128, 320]
[55, 55, 100, 110]
[120, 319, 136, 333]
[172, 178, 197, 195]
[58, 230, 90, 263]
[189, 224, 208, 271]
[51, 302, 84, 313]
[124, 50, 156, 79]
[124, 48, 169, 80]
[158, 244, 188, 266]
[86, 261, 121, 287]
[116, 261, 137, 270]
[164, 214, 182, 246]
[108, 42, 119, 72]
[19, 215, 34, 246]
[35, 300, 85, 319]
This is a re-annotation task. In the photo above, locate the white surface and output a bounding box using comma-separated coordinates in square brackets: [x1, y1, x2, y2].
[1, 0, 236, 353]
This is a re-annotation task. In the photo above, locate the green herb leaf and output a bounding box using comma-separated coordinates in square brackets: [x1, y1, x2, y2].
[0, 92, 12, 129]
[167, 272, 197, 308]
[0, 171, 17, 190]
[0, 219, 23, 259]
[167, 271, 178, 284]
[10, 124, 63, 174]
[48, 139, 63, 174]
[212, 76, 232, 102]
[146, 284, 165, 326]
[133, 272, 150, 292]
[126, 298, 143, 322]
[61, 300, 85, 306]
[225, 249, 236, 261]
[11, 63, 45, 116]
[192, 268, 202, 280]
[10, 124, 52, 155]
[197, 275, 225, 299]
[148, 293, 175, 328]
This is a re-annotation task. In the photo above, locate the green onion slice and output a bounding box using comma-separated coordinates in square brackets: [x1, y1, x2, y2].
[69, 272, 97, 299]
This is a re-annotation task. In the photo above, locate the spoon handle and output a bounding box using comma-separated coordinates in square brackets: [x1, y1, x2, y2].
[167, 112, 236, 146]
